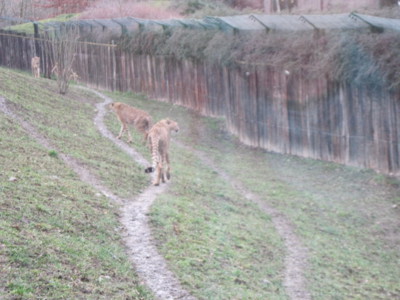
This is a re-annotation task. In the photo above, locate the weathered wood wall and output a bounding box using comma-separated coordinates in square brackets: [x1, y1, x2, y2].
[1, 31, 399, 176]
[0, 31, 36, 71]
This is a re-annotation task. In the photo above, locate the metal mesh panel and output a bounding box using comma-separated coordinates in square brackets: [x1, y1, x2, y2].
[352, 13, 400, 32]
[300, 14, 370, 31]
[250, 15, 312, 32]
[9, 13, 400, 42]
[204, 15, 266, 31]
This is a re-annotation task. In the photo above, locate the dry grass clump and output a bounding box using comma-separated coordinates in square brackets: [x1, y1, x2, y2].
[120, 28, 219, 61]
[354, 32, 400, 88]
[119, 29, 169, 55]
[160, 28, 219, 60]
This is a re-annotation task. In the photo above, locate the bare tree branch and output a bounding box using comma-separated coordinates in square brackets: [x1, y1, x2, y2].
[46, 24, 80, 94]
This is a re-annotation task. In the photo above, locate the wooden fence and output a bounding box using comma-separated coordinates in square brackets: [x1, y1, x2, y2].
[1, 30, 399, 176]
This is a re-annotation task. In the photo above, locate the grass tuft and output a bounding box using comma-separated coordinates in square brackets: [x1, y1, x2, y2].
[48, 150, 58, 158]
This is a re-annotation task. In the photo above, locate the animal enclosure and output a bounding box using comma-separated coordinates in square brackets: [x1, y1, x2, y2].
[0, 14, 399, 176]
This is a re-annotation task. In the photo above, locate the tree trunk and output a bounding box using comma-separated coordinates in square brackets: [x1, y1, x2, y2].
[275, 0, 281, 12]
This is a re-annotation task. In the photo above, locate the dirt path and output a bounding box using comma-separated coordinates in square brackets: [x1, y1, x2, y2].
[83, 88, 197, 300]
[1, 88, 311, 299]
[0, 95, 195, 300]
[176, 143, 311, 300]
[88, 87, 310, 299]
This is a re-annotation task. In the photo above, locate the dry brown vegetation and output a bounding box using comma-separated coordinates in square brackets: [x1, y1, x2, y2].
[44, 24, 80, 94]
[119, 28, 400, 89]
[79, 1, 181, 20]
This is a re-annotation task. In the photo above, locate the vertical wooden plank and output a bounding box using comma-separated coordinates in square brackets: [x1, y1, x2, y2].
[0, 30, 399, 175]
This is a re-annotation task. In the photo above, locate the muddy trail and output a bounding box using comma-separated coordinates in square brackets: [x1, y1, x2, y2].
[0, 88, 311, 299]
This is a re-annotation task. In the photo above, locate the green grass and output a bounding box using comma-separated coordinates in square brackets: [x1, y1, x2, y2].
[221, 154, 400, 299]
[6, 14, 78, 35]
[1, 67, 399, 299]
[150, 150, 285, 299]
[0, 68, 151, 299]
[104, 91, 288, 299]
[106, 91, 400, 299]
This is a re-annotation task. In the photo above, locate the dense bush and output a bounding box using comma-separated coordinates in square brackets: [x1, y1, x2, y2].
[118, 28, 400, 89]
[170, 0, 245, 17]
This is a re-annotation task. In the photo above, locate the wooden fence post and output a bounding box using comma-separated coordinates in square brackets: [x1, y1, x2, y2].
[112, 40, 116, 91]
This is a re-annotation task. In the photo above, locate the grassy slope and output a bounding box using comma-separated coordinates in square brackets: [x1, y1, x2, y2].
[108, 91, 400, 299]
[1, 67, 399, 299]
[0, 68, 150, 299]
[103, 92, 286, 299]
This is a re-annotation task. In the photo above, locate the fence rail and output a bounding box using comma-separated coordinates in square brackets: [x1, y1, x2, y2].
[1, 30, 399, 176]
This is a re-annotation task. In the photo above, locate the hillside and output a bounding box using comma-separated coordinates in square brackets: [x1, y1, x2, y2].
[0, 67, 399, 299]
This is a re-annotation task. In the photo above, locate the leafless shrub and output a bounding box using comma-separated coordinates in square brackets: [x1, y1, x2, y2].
[355, 32, 400, 89]
[160, 28, 218, 60]
[45, 24, 80, 94]
[119, 29, 169, 55]
[204, 32, 237, 65]
[51, 62, 80, 83]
